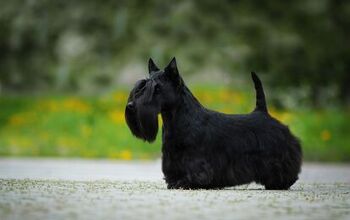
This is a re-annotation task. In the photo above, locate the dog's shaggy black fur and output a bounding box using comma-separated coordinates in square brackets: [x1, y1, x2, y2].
[125, 58, 302, 190]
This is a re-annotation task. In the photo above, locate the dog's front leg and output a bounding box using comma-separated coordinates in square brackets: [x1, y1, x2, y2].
[167, 159, 214, 190]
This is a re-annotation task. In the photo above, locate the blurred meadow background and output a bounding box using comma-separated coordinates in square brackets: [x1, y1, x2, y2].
[0, 0, 349, 162]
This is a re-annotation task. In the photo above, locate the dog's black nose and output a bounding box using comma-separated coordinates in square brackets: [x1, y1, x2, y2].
[127, 102, 134, 110]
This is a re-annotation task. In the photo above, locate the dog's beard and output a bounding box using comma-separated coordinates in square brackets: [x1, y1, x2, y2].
[137, 104, 159, 142]
[125, 104, 143, 139]
[125, 102, 159, 143]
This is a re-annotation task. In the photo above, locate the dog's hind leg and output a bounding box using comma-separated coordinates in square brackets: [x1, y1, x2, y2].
[260, 162, 299, 190]
[264, 176, 298, 190]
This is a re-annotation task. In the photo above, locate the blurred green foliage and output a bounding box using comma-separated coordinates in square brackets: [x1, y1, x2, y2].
[0, 86, 349, 161]
[0, 1, 349, 161]
[0, 0, 349, 107]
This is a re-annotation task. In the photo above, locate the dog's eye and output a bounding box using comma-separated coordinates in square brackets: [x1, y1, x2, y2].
[135, 80, 146, 90]
[154, 85, 161, 94]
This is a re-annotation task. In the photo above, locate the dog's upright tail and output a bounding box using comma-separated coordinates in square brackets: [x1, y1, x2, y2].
[251, 72, 268, 113]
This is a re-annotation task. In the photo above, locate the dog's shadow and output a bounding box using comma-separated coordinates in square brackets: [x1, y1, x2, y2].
[221, 188, 302, 192]
[222, 184, 303, 191]
[156, 184, 303, 191]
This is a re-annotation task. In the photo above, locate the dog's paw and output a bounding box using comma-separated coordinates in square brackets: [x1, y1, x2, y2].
[167, 179, 191, 190]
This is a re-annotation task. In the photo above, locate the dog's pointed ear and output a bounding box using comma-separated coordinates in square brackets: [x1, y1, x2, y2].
[148, 58, 159, 74]
[164, 57, 179, 78]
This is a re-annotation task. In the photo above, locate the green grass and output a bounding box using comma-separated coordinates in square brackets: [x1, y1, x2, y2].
[0, 86, 349, 161]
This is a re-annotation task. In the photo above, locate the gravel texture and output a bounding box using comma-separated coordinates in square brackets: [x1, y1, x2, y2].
[0, 159, 349, 220]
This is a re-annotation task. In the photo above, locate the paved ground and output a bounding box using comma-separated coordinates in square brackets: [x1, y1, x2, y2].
[0, 158, 349, 220]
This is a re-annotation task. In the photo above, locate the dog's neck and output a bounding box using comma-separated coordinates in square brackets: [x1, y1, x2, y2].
[161, 86, 203, 131]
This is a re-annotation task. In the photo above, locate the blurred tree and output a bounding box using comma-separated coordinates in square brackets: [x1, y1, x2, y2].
[0, 0, 349, 106]
[241, 0, 350, 106]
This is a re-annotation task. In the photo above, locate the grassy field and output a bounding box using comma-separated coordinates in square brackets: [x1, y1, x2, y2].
[0, 85, 349, 161]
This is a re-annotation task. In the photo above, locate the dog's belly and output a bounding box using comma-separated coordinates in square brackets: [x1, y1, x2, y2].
[162, 146, 258, 189]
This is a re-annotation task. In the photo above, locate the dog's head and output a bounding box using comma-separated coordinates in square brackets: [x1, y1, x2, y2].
[125, 57, 183, 142]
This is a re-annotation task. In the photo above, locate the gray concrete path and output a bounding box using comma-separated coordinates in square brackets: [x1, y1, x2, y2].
[1, 158, 350, 182]
[0, 158, 349, 220]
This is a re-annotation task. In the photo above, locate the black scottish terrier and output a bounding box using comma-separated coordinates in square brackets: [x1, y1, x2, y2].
[125, 58, 302, 190]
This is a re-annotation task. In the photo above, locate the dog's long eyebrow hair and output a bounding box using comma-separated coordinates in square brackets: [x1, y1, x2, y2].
[141, 79, 158, 103]
[134, 79, 146, 93]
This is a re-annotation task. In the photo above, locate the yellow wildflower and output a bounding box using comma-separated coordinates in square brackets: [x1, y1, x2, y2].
[8, 115, 26, 126]
[46, 100, 59, 112]
[218, 90, 232, 102]
[113, 91, 128, 103]
[108, 110, 125, 124]
[218, 90, 244, 105]
[276, 112, 293, 123]
[321, 130, 331, 141]
[119, 150, 132, 160]
[197, 93, 213, 104]
[232, 93, 243, 105]
[63, 98, 90, 113]
[268, 108, 293, 123]
[57, 137, 80, 148]
[7, 112, 36, 126]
